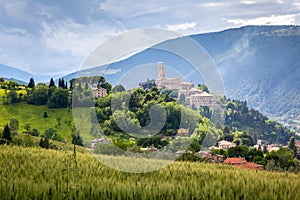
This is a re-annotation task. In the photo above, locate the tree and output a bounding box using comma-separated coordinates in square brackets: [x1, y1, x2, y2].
[49, 78, 55, 87]
[27, 85, 49, 105]
[178, 94, 186, 104]
[7, 89, 19, 103]
[77, 82, 82, 92]
[9, 118, 19, 132]
[288, 136, 297, 157]
[43, 111, 48, 118]
[47, 88, 69, 108]
[227, 146, 249, 159]
[197, 84, 209, 93]
[265, 148, 295, 170]
[61, 78, 66, 89]
[1, 124, 12, 144]
[69, 79, 75, 91]
[43, 128, 62, 141]
[28, 78, 35, 88]
[31, 129, 39, 136]
[39, 137, 50, 149]
[71, 131, 83, 146]
[24, 123, 31, 131]
[112, 84, 126, 93]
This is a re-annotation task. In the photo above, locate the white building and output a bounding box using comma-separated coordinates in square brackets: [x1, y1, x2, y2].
[218, 140, 236, 149]
[92, 87, 107, 98]
[189, 92, 218, 108]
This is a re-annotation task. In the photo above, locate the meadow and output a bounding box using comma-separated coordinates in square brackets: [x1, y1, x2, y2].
[0, 145, 299, 200]
[0, 89, 93, 141]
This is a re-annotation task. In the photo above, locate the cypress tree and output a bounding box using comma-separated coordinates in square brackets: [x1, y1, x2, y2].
[28, 78, 35, 88]
[61, 78, 65, 89]
[288, 136, 297, 157]
[58, 78, 62, 88]
[49, 78, 55, 87]
[2, 124, 12, 143]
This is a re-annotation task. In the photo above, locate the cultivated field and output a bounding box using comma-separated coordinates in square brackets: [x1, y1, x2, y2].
[0, 145, 299, 199]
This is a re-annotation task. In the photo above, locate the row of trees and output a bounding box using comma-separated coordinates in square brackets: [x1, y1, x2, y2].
[2, 77, 70, 108]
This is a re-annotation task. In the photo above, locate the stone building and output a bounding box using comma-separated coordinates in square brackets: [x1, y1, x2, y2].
[154, 62, 218, 109]
[155, 62, 181, 90]
[92, 87, 107, 98]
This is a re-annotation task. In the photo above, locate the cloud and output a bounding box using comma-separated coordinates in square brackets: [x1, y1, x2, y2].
[0, 0, 299, 80]
[166, 22, 197, 32]
[293, 1, 300, 8]
[240, 1, 258, 5]
[199, 2, 231, 7]
[226, 14, 298, 25]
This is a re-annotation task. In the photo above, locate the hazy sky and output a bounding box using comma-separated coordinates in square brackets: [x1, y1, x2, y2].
[0, 0, 299, 78]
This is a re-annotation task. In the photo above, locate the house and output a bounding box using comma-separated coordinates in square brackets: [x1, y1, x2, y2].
[224, 157, 247, 165]
[90, 138, 110, 149]
[253, 139, 263, 151]
[267, 144, 280, 152]
[218, 140, 236, 149]
[224, 157, 263, 170]
[177, 128, 189, 137]
[196, 151, 224, 163]
[242, 162, 264, 170]
[92, 87, 107, 98]
[189, 92, 218, 108]
[140, 147, 158, 152]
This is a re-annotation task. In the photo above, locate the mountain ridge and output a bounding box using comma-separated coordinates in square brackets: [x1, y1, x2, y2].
[61, 25, 300, 131]
[0, 64, 34, 83]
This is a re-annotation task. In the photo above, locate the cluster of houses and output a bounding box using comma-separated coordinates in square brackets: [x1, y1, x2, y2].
[195, 151, 264, 170]
[155, 62, 219, 109]
[90, 62, 219, 110]
[195, 140, 264, 170]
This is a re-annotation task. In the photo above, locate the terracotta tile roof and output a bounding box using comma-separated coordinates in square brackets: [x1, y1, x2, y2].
[224, 157, 264, 170]
[242, 162, 264, 169]
[224, 157, 246, 164]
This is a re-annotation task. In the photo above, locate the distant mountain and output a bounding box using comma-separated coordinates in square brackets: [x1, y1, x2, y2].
[63, 26, 300, 131]
[0, 64, 34, 83]
[3, 78, 27, 85]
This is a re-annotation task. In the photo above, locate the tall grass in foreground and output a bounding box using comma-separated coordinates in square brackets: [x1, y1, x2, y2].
[0, 145, 299, 199]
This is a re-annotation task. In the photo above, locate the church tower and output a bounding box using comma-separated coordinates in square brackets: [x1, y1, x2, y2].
[158, 62, 166, 80]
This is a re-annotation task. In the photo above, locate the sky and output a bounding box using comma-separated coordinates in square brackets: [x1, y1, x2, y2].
[0, 0, 299, 79]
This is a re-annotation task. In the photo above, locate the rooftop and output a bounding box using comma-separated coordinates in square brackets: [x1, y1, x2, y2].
[224, 157, 246, 164]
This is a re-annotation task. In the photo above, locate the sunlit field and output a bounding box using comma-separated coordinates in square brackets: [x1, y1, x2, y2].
[0, 145, 299, 199]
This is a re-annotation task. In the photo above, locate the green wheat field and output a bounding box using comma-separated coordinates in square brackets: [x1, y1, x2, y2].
[0, 145, 299, 200]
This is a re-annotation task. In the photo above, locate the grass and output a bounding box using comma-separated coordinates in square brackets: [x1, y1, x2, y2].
[0, 145, 300, 199]
[0, 89, 93, 142]
[0, 101, 74, 138]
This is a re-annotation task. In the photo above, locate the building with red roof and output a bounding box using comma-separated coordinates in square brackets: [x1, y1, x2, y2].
[224, 157, 263, 170]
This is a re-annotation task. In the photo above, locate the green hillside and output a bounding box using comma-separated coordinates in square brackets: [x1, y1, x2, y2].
[0, 89, 92, 141]
[0, 145, 299, 199]
[0, 102, 73, 138]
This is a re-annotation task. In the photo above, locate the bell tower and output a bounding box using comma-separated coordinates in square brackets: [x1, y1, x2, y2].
[158, 62, 166, 80]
